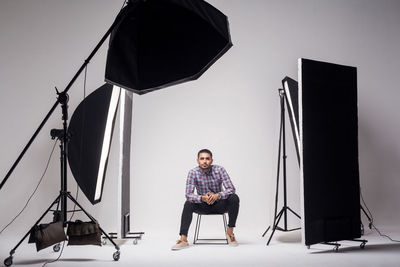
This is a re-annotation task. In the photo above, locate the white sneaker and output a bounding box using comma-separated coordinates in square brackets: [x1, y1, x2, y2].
[171, 240, 189, 250]
[226, 233, 238, 246]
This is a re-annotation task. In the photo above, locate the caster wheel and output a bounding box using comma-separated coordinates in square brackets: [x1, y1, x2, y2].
[53, 243, 61, 252]
[307, 246, 310, 249]
[133, 239, 138, 245]
[4, 256, 13, 266]
[360, 242, 366, 249]
[334, 246, 339, 252]
[113, 251, 120, 261]
[102, 239, 107, 245]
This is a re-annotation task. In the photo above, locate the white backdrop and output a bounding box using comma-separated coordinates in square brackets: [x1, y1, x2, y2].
[1, 0, 400, 245]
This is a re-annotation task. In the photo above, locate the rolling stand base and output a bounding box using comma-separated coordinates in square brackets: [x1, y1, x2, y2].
[103, 232, 145, 245]
[307, 239, 368, 252]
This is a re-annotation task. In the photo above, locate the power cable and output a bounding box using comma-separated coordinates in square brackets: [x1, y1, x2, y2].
[0, 140, 58, 235]
[360, 187, 400, 243]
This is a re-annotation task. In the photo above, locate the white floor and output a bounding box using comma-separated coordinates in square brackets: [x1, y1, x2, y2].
[1, 227, 400, 267]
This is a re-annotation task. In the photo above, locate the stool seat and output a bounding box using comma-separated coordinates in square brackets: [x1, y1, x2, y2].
[193, 213, 228, 245]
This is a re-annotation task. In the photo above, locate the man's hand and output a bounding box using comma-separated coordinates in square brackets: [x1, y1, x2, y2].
[207, 193, 220, 205]
[202, 193, 220, 205]
[201, 192, 211, 203]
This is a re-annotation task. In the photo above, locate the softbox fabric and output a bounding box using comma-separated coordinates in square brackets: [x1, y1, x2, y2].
[282, 76, 300, 163]
[105, 0, 232, 94]
[68, 83, 120, 205]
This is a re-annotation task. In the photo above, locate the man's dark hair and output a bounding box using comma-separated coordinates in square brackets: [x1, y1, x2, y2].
[197, 149, 213, 158]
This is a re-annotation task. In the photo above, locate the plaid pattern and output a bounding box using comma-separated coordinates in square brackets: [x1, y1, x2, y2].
[185, 165, 235, 203]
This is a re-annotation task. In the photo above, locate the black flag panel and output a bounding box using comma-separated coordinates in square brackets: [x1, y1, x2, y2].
[300, 58, 361, 246]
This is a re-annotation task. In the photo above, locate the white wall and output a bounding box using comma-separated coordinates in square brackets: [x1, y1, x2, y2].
[1, 0, 400, 244]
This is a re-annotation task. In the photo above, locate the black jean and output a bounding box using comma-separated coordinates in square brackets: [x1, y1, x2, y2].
[179, 193, 240, 236]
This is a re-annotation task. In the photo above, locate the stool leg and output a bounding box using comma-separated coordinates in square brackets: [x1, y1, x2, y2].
[193, 214, 201, 244]
[223, 214, 228, 244]
[193, 214, 228, 245]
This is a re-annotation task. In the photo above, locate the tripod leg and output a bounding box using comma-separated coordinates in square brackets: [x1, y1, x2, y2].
[360, 205, 372, 228]
[262, 226, 270, 237]
[287, 207, 301, 219]
[263, 101, 284, 237]
[267, 208, 284, 246]
[262, 207, 285, 237]
[7, 195, 61, 258]
[66, 193, 120, 250]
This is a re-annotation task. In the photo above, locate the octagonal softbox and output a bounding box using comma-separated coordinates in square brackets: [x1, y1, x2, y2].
[105, 0, 232, 94]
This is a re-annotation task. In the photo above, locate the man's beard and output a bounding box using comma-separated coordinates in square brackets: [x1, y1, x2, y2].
[200, 164, 211, 171]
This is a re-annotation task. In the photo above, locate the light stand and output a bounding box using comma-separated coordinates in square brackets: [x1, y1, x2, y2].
[3, 92, 120, 267]
[2, 7, 130, 266]
[262, 89, 301, 246]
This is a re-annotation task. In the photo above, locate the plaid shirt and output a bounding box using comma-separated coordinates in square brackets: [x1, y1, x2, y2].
[185, 165, 235, 203]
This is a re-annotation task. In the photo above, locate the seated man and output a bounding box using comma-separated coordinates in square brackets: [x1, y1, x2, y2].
[171, 149, 240, 250]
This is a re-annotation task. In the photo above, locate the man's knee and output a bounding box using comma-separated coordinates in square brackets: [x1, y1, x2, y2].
[183, 200, 195, 211]
[228, 193, 240, 204]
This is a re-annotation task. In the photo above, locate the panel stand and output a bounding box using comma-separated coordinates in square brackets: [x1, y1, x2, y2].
[103, 213, 145, 245]
[262, 89, 301, 245]
[360, 204, 372, 235]
[307, 239, 367, 252]
[102, 91, 144, 245]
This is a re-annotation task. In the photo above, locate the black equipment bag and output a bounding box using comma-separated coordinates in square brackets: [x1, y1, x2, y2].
[28, 221, 67, 251]
[67, 220, 102, 246]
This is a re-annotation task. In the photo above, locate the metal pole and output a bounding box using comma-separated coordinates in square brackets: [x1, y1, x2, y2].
[60, 93, 69, 223]
[281, 90, 288, 230]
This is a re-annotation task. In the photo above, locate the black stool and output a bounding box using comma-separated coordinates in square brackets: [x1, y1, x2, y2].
[193, 213, 228, 245]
